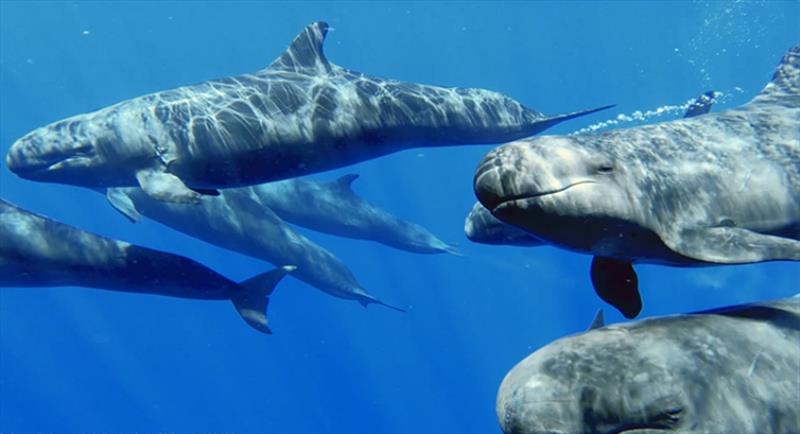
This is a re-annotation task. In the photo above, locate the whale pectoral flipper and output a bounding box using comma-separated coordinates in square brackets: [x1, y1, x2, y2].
[106, 188, 142, 222]
[135, 169, 201, 204]
[188, 187, 221, 196]
[590, 256, 642, 319]
[666, 227, 800, 264]
[231, 265, 296, 335]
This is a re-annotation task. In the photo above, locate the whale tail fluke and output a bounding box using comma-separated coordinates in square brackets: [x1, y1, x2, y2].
[536, 104, 616, 133]
[231, 265, 296, 334]
[442, 243, 463, 256]
[356, 293, 407, 313]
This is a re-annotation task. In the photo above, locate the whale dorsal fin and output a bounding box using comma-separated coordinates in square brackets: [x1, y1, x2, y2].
[335, 173, 359, 190]
[267, 22, 332, 73]
[587, 309, 605, 330]
[750, 44, 800, 105]
[683, 91, 717, 118]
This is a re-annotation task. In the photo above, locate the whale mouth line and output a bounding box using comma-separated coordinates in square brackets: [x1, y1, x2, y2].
[11, 155, 94, 175]
[9, 144, 97, 175]
[491, 180, 595, 213]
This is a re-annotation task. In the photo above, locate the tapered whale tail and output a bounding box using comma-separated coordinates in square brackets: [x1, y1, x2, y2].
[534, 104, 616, 134]
[231, 265, 296, 334]
[356, 292, 407, 313]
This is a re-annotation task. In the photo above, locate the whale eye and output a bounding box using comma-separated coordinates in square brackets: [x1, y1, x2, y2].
[597, 164, 615, 174]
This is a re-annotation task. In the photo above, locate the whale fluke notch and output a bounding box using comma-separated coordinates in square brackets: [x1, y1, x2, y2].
[231, 265, 296, 334]
[590, 256, 642, 319]
[267, 21, 332, 73]
[751, 43, 800, 104]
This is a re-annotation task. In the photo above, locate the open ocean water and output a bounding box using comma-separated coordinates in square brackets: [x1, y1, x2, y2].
[0, 2, 798, 433]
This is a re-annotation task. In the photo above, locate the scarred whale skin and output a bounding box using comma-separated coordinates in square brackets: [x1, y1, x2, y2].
[252, 174, 457, 255]
[474, 45, 800, 318]
[497, 297, 800, 434]
[0, 198, 292, 334]
[106, 186, 403, 310]
[6, 22, 609, 204]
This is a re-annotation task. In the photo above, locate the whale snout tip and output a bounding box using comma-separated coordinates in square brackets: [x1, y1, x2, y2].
[474, 147, 517, 212]
[5, 134, 50, 176]
[5, 137, 30, 174]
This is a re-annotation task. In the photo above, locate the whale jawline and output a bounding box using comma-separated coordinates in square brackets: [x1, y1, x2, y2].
[491, 180, 596, 213]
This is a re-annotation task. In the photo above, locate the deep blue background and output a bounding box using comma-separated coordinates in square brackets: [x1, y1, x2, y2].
[1, 2, 798, 433]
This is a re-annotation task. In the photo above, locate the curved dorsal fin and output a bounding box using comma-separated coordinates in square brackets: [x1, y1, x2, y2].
[683, 91, 717, 118]
[267, 22, 332, 73]
[750, 44, 800, 105]
[335, 173, 360, 190]
[587, 309, 605, 330]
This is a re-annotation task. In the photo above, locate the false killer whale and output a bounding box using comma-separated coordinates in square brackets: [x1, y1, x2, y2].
[475, 46, 799, 318]
[7, 22, 610, 204]
[0, 198, 293, 334]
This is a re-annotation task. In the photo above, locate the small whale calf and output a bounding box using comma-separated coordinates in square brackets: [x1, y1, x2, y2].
[0, 198, 292, 334]
[254, 174, 457, 254]
[5, 21, 609, 204]
[475, 45, 800, 318]
[497, 296, 800, 434]
[106, 186, 403, 310]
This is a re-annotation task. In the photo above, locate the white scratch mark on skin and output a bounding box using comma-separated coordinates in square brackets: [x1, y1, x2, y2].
[748, 351, 762, 377]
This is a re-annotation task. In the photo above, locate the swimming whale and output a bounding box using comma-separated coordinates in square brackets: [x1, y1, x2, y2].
[105, 187, 403, 310]
[474, 45, 800, 318]
[497, 296, 800, 434]
[0, 198, 293, 334]
[466, 93, 717, 248]
[251, 174, 457, 254]
[5, 22, 611, 204]
[464, 202, 543, 246]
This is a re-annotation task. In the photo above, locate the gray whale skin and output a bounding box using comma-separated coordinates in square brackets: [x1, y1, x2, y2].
[497, 297, 800, 434]
[6, 21, 609, 204]
[475, 45, 800, 319]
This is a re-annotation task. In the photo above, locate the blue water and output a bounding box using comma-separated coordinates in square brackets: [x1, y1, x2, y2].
[0, 2, 798, 433]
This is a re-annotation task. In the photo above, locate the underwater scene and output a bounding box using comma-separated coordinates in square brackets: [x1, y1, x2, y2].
[1, 2, 798, 433]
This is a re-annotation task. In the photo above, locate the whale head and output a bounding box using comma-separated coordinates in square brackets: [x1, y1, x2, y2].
[497, 325, 686, 434]
[473, 136, 654, 256]
[6, 107, 143, 187]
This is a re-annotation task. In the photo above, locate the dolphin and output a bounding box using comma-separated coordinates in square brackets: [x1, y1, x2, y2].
[104, 186, 404, 311]
[0, 198, 293, 334]
[464, 202, 543, 246]
[474, 45, 800, 318]
[5, 21, 611, 204]
[496, 297, 800, 434]
[249, 174, 458, 254]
